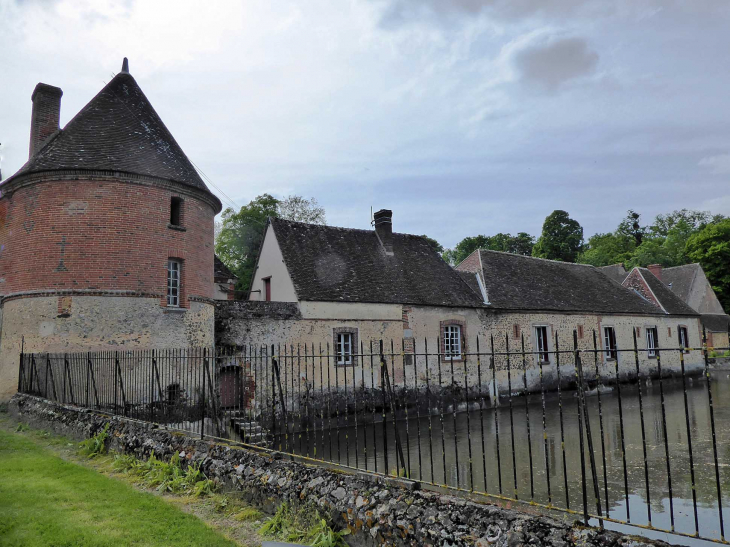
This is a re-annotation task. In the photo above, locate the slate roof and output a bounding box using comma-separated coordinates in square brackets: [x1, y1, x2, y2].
[3, 67, 219, 209]
[269, 218, 484, 307]
[598, 264, 628, 284]
[661, 264, 699, 303]
[635, 268, 700, 316]
[463, 250, 666, 314]
[214, 255, 237, 282]
[702, 314, 730, 333]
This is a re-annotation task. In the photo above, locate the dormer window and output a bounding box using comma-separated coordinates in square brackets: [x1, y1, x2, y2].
[170, 197, 183, 227]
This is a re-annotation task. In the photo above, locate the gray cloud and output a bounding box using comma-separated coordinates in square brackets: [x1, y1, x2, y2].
[512, 36, 599, 90]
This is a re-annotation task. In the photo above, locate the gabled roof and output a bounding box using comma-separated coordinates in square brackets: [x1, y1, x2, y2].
[598, 264, 628, 284]
[269, 217, 484, 307]
[214, 255, 237, 282]
[662, 263, 726, 315]
[457, 249, 665, 315]
[624, 267, 699, 316]
[3, 66, 219, 210]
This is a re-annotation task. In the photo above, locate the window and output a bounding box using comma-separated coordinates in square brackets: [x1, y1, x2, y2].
[513, 324, 520, 339]
[166, 383, 182, 404]
[646, 327, 658, 358]
[577, 325, 584, 339]
[170, 197, 183, 226]
[603, 326, 617, 360]
[336, 332, 353, 365]
[443, 324, 462, 360]
[535, 326, 549, 363]
[167, 259, 181, 307]
[679, 326, 689, 352]
[263, 277, 271, 301]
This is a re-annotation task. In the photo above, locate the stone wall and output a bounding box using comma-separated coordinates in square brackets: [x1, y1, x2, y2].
[0, 296, 214, 401]
[7, 394, 672, 547]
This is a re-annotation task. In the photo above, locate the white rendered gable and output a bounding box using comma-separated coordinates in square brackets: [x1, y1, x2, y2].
[249, 224, 298, 302]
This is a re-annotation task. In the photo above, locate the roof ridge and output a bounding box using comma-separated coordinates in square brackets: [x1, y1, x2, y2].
[271, 217, 430, 239]
[479, 248, 596, 267]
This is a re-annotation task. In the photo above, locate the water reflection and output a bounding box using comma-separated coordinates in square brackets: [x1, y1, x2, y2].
[276, 374, 730, 544]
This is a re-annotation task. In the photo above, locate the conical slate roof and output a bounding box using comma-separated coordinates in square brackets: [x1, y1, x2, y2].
[5, 63, 215, 198]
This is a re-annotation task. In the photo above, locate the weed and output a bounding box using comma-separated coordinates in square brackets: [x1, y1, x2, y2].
[117, 451, 216, 497]
[260, 503, 349, 547]
[79, 424, 110, 458]
[233, 506, 262, 522]
[389, 467, 409, 478]
[112, 454, 137, 472]
[15, 423, 29, 433]
[213, 496, 229, 513]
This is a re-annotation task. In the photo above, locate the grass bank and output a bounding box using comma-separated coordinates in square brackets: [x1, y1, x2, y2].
[0, 414, 262, 546]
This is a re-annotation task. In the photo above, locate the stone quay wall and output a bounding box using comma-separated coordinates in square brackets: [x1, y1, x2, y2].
[8, 393, 673, 547]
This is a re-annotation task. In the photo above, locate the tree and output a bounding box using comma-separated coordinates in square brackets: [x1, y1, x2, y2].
[649, 209, 723, 238]
[578, 232, 635, 266]
[686, 219, 730, 311]
[441, 233, 535, 265]
[616, 210, 646, 247]
[215, 194, 280, 294]
[215, 194, 328, 294]
[532, 210, 584, 262]
[278, 195, 326, 225]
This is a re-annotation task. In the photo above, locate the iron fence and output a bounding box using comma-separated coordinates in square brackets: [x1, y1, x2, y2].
[17, 328, 730, 545]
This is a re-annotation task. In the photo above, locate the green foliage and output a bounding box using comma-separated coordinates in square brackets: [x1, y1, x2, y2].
[442, 232, 535, 265]
[0, 428, 236, 546]
[234, 506, 263, 522]
[687, 219, 730, 311]
[577, 232, 635, 267]
[532, 210, 584, 262]
[420, 235, 444, 255]
[260, 503, 349, 547]
[15, 423, 30, 433]
[79, 424, 110, 458]
[112, 450, 216, 496]
[215, 194, 327, 294]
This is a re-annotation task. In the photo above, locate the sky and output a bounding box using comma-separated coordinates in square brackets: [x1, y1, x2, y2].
[2, 0, 730, 249]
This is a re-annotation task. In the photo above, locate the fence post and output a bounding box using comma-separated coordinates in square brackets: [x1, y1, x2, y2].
[574, 330, 603, 527]
[85, 353, 90, 408]
[573, 333, 589, 525]
[380, 340, 389, 476]
[703, 326, 725, 540]
[201, 348, 206, 440]
[17, 339, 25, 394]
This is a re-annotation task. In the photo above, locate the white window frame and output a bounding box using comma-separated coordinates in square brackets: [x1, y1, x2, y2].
[535, 325, 549, 363]
[603, 326, 617, 360]
[443, 324, 462, 360]
[336, 332, 353, 365]
[679, 326, 689, 353]
[167, 259, 181, 307]
[646, 326, 658, 358]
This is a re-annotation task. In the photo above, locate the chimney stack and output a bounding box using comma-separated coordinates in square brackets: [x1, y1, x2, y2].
[29, 83, 63, 158]
[647, 264, 663, 281]
[373, 209, 394, 255]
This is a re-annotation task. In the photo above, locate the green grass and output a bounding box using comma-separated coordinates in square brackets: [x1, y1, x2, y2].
[0, 428, 237, 546]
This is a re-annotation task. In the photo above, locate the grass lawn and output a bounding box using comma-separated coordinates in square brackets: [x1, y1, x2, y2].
[0, 426, 240, 546]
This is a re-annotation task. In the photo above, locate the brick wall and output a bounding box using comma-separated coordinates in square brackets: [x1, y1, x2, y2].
[0, 178, 216, 306]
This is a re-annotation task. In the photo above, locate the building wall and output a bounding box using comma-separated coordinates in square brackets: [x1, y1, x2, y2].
[0, 295, 214, 401]
[690, 268, 726, 315]
[0, 177, 216, 306]
[215, 301, 704, 403]
[249, 226, 297, 302]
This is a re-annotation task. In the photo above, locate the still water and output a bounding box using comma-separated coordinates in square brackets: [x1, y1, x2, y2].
[275, 373, 730, 545]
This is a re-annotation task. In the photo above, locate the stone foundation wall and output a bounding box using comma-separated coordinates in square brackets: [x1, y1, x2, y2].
[8, 394, 673, 547]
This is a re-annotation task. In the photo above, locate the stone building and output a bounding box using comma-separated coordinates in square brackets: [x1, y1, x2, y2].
[602, 262, 730, 348]
[0, 59, 222, 401]
[214, 256, 238, 301]
[217, 211, 703, 400]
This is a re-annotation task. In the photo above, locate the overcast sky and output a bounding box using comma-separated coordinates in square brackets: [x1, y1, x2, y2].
[2, 0, 730, 248]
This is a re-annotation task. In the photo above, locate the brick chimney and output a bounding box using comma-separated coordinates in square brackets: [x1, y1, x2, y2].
[374, 209, 394, 255]
[29, 83, 63, 158]
[647, 264, 663, 281]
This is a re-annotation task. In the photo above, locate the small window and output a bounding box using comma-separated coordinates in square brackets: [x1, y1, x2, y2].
[679, 326, 689, 352]
[443, 324, 462, 360]
[167, 383, 182, 404]
[577, 325, 584, 339]
[167, 259, 181, 307]
[170, 197, 183, 226]
[535, 326, 549, 363]
[336, 332, 353, 365]
[513, 324, 520, 339]
[263, 277, 271, 301]
[646, 327, 658, 358]
[603, 326, 617, 360]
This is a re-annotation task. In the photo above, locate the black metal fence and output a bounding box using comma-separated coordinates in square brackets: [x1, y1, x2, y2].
[17, 328, 730, 545]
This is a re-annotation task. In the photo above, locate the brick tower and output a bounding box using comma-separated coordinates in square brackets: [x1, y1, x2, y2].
[0, 59, 222, 400]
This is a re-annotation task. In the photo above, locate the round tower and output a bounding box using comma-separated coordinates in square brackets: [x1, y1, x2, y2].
[0, 59, 222, 400]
